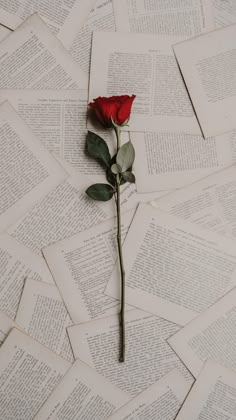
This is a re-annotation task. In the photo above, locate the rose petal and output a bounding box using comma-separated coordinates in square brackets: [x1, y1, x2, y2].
[117, 95, 136, 125]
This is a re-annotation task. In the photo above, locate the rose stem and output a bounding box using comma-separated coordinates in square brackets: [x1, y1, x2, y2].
[114, 125, 125, 363]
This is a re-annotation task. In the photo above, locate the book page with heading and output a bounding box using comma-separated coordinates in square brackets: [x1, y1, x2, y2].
[89, 31, 202, 135]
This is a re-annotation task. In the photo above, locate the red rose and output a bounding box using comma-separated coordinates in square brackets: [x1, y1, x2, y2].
[89, 95, 136, 128]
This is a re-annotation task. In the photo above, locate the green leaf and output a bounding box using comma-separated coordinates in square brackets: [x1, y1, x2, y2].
[116, 141, 135, 172]
[122, 171, 136, 183]
[106, 155, 126, 186]
[86, 184, 114, 201]
[111, 163, 122, 174]
[86, 131, 111, 168]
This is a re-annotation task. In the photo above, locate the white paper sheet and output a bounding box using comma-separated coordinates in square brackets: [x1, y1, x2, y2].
[0, 24, 11, 42]
[176, 360, 236, 419]
[8, 176, 109, 255]
[0, 328, 70, 419]
[35, 359, 130, 420]
[59, 0, 115, 77]
[106, 203, 236, 326]
[89, 31, 201, 135]
[214, 0, 236, 27]
[0, 101, 67, 232]
[43, 211, 134, 323]
[113, 0, 214, 35]
[132, 131, 232, 192]
[68, 309, 193, 398]
[168, 287, 236, 377]
[0, 311, 17, 346]
[0, 14, 87, 90]
[0, 0, 94, 34]
[152, 165, 236, 239]
[0, 234, 54, 320]
[0, 88, 132, 179]
[16, 279, 74, 362]
[173, 24, 236, 137]
[108, 369, 190, 420]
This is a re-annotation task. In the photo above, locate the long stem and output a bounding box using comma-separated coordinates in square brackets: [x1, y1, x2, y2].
[114, 126, 125, 363]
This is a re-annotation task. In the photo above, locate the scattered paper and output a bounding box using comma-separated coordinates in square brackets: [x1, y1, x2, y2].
[132, 131, 232, 192]
[173, 24, 236, 137]
[168, 287, 236, 377]
[68, 309, 193, 398]
[35, 359, 130, 420]
[176, 360, 236, 419]
[0, 328, 70, 419]
[113, 0, 214, 35]
[16, 278, 74, 362]
[89, 31, 201, 134]
[43, 211, 134, 323]
[108, 369, 190, 420]
[106, 203, 236, 326]
[0, 14, 87, 90]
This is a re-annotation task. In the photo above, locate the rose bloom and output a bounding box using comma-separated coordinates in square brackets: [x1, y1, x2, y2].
[89, 95, 136, 128]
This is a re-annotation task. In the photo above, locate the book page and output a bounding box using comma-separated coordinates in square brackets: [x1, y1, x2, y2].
[176, 360, 236, 419]
[0, 0, 94, 34]
[0, 25, 11, 42]
[0, 13, 87, 90]
[16, 279, 74, 362]
[173, 24, 236, 138]
[106, 204, 236, 326]
[0, 328, 70, 419]
[89, 31, 201, 135]
[68, 309, 193, 398]
[168, 287, 236, 377]
[113, 0, 214, 35]
[153, 165, 236, 239]
[8, 176, 109, 256]
[0, 234, 53, 320]
[59, 0, 115, 77]
[0, 101, 67, 231]
[132, 131, 232, 192]
[35, 359, 130, 420]
[0, 311, 17, 346]
[43, 211, 134, 324]
[108, 369, 190, 420]
[0, 88, 130, 179]
[214, 0, 236, 27]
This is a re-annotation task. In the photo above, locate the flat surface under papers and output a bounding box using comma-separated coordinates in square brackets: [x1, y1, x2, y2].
[173, 23, 236, 138]
[89, 31, 201, 135]
[106, 203, 236, 326]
